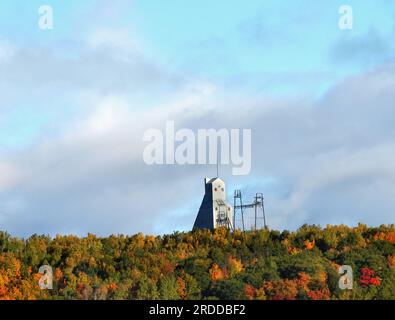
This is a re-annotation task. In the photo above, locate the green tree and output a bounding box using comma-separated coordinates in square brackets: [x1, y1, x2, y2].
[159, 276, 179, 300]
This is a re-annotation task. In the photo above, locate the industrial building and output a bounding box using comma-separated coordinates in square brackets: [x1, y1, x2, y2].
[193, 177, 234, 230]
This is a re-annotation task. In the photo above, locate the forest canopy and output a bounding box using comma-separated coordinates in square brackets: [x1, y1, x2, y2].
[0, 224, 394, 300]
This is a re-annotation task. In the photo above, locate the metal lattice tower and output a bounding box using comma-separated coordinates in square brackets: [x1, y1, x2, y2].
[233, 190, 267, 232]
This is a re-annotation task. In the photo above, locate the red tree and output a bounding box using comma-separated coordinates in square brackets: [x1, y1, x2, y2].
[359, 268, 381, 287]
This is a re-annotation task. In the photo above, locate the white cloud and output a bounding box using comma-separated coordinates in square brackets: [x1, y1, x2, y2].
[1, 63, 395, 236]
[0, 162, 21, 192]
[0, 40, 14, 64]
[0, 26, 394, 236]
[86, 28, 144, 63]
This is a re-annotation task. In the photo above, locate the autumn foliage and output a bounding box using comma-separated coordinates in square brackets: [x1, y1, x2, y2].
[0, 224, 394, 300]
[359, 268, 381, 287]
[373, 232, 395, 244]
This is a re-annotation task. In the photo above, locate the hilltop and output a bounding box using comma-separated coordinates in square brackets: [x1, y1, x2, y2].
[0, 224, 394, 300]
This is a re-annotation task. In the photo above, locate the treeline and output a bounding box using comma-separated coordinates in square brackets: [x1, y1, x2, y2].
[0, 224, 394, 300]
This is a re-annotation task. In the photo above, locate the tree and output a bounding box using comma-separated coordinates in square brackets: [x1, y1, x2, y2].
[359, 268, 381, 287]
[263, 279, 298, 300]
[210, 279, 245, 300]
[0, 224, 394, 300]
[159, 276, 179, 300]
[135, 276, 159, 300]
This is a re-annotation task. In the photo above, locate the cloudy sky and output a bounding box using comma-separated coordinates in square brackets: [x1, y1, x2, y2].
[0, 0, 394, 237]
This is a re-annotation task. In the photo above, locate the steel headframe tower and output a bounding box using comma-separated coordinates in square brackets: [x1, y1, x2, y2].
[233, 190, 267, 232]
[193, 178, 234, 231]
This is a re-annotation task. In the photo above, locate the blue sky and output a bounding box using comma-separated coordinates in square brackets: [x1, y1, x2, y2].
[1, 0, 394, 146]
[0, 1, 394, 236]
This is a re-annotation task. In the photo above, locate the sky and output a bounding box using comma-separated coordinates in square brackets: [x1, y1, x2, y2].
[0, 0, 394, 237]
